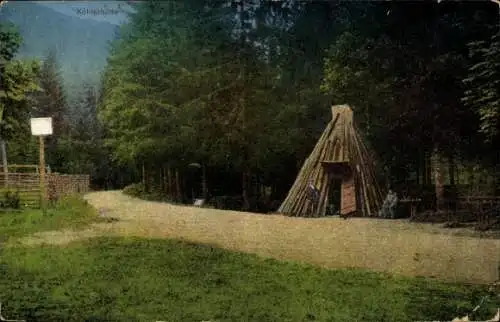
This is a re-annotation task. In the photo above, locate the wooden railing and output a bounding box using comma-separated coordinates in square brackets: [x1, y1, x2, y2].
[0, 173, 41, 207]
[0, 173, 90, 208]
[456, 196, 500, 228]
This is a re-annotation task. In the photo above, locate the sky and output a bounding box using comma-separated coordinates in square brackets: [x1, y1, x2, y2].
[33, 1, 133, 25]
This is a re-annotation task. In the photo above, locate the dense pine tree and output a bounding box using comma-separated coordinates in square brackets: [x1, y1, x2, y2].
[32, 49, 68, 170]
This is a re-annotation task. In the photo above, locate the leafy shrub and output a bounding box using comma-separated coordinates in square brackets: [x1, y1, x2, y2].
[123, 183, 177, 203]
[0, 190, 21, 209]
[123, 183, 145, 197]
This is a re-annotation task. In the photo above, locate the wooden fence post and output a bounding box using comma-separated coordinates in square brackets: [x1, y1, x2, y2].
[39, 136, 47, 211]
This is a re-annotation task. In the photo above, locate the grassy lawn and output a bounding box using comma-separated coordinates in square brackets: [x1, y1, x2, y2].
[0, 236, 498, 322]
[0, 195, 103, 240]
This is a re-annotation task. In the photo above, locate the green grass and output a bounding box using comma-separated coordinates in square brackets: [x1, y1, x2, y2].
[0, 195, 497, 321]
[0, 237, 498, 322]
[0, 195, 103, 240]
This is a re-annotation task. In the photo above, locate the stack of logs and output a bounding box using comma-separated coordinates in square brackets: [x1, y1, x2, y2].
[278, 105, 385, 217]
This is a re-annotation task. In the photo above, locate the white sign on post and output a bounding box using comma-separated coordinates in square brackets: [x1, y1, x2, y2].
[30, 117, 53, 136]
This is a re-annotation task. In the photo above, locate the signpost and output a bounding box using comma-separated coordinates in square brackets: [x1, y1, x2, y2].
[30, 117, 52, 211]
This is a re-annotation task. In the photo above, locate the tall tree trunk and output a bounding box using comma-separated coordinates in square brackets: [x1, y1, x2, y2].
[162, 164, 168, 194]
[145, 165, 150, 193]
[416, 150, 422, 185]
[175, 168, 181, 202]
[420, 150, 425, 185]
[468, 163, 474, 186]
[155, 165, 160, 191]
[496, 151, 500, 195]
[159, 165, 164, 192]
[254, 174, 260, 199]
[433, 147, 445, 212]
[449, 154, 455, 186]
[202, 164, 208, 200]
[423, 151, 428, 185]
[425, 151, 432, 186]
[142, 163, 146, 187]
[270, 181, 277, 201]
[167, 166, 172, 197]
[237, 0, 250, 212]
[182, 173, 187, 203]
[448, 153, 457, 212]
[0, 139, 8, 187]
[242, 168, 250, 211]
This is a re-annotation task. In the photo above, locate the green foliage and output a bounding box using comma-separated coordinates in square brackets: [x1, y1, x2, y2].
[6, 135, 40, 165]
[57, 82, 114, 187]
[0, 236, 496, 321]
[123, 182, 176, 203]
[93, 1, 500, 203]
[3, 1, 496, 200]
[98, 1, 332, 203]
[0, 188, 40, 208]
[463, 33, 500, 143]
[122, 182, 145, 197]
[0, 59, 41, 139]
[0, 190, 20, 209]
[0, 59, 41, 101]
[0, 21, 41, 160]
[320, 2, 497, 183]
[0, 22, 21, 64]
[321, 31, 396, 129]
[31, 49, 69, 170]
[33, 49, 67, 130]
[0, 25, 40, 160]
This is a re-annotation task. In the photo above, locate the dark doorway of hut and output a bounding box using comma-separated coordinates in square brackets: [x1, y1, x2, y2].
[327, 176, 341, 216]
[321, 161, 357, 218]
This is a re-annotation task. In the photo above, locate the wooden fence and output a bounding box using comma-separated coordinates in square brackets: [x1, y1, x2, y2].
[48, 174, 90, 201]
[0, 173, 90, 208]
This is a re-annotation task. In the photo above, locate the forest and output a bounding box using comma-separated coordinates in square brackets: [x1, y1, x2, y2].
[1, 0, 500, 214]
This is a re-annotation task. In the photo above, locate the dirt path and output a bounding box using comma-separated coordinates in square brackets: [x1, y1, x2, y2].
[17, 191, 500, 284]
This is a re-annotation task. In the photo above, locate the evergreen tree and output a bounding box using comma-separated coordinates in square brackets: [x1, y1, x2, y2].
[0, 22, 40, 174]
[33, 48, 68, 170]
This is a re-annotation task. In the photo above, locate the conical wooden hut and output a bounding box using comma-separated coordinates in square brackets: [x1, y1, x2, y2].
[278, 105, 386, 218]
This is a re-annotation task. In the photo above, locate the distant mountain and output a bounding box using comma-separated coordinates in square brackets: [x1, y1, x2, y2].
[0, 2, 119, 104]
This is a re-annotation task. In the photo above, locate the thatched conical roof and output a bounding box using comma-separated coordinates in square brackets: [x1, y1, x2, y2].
[278, 105, 386, 217]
